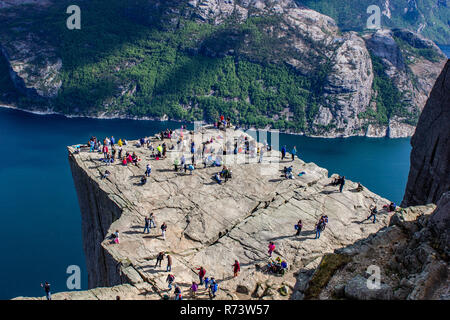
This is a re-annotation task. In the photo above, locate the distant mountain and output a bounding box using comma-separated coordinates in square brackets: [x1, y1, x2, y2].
[296, 0, 450, 45]
[0, 0, 447, 137]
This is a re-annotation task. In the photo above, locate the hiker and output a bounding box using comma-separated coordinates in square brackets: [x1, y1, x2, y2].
[197, 266, 206, 285]
[166, 254, 172, 272]
[114, 230, 120, 244]
[132, 152, 139, 166]
[161, 222, 167, 240]
[155, 252, 165, 267]
[166, 274, 175, 290]
[102, 144, 109, 159]
[315, 220, 324, 239]
[209, 278, 218, 299]
[295, 219, 303, 236]
[145, 164, 151, 177]
[191, 282, 198, 298]
[140, 176, 147, 185]
[291, 146, 297, 161]
[143, 217, 150, 234]
[174, 158, 179, 171]
[268, 241, 275, 257]
[281, 145, 286, 160]
[339, 176, 346, 193]
[232, 260, 240, 277]
[204, 276, 210, 290]
[174, 285, 182, 300]
[41, 282, 51, 300]
[110, 136, 115, 146]
[149, 212, 156, 228]
[187, 164, 195, 174]
[367, 205, 377, 223]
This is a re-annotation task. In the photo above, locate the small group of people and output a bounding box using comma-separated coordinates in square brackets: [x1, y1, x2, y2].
[280, 145, 298, 161]
[155, 251, 172, 272]
[214, 165, 232, 184]
[215, 115, 232, 130]
[331, 175, 346, 192]
[266, 257, 288, 275]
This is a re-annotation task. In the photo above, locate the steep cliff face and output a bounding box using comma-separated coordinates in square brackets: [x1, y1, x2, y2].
[402, 60, 450, 207]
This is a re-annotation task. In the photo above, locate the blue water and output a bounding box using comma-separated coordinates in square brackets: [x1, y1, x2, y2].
[437, 44, 450, 58]
[0, 107, 412, 299]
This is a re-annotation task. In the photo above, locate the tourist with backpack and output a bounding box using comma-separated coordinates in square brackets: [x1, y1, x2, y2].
[209, 278, 218, 299]
[166, 274, 175, 290]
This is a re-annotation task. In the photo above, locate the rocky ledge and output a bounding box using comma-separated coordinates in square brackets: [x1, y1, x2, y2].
[15, 126, 436, 300]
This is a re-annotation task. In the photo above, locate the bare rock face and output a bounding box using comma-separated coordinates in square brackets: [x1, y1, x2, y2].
[310, 203, 449, 300]
[402, 60, 450, 207]
[17, 126, 401, 300]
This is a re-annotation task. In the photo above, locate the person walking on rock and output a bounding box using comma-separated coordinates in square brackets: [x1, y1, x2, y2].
[41, 281, 51, 300]
[367, 205, 377, 223]
[143, 217, 150, 234]
[232, 260, 240, 277]
[145, 164, 152, 177]
[197, 266, 206, 285]
[161, 222, 167, 240]
[166, 254, 172, 272]
[315, 220, 324, 239]
[268, 241, 275, 257]
[166, 273, 175, 290]
[155, 251, 165, 268]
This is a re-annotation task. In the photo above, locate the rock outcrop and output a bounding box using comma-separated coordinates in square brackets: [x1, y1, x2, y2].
[402, 60, 450, 207]
[16, 126, 403, 299]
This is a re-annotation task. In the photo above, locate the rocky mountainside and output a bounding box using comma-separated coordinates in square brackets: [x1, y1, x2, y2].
[0, 0, 446, 137]
[297, 0, 450, 46]
[300, 59, 450, 301]
[402, 60, 450, 207]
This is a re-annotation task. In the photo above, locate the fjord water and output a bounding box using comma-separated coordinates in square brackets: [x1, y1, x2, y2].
[0, 107, 412, 299]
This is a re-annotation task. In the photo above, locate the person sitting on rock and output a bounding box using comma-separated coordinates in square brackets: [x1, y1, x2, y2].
[356, 182, 364, 192]
[101, 170, 111, 180]
[140, 176, 147, 185]
[214, 173, 222, 185]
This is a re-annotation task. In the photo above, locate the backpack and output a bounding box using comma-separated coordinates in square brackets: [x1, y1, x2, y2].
[294, 224, 299, 230]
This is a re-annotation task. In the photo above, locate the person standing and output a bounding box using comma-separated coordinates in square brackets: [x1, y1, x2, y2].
[232, 260, 240, 277]
[114, 230, 120, 244]
[204, 276, 210, 290]
[161, 222, 167, 240]
[268, 241, 275, 257]
[291, 146, 297, 161]
[197, 266, 206, 285]
[155, 251, 165, 268]
[209, 278, 218, 299]
[143, 217, 150, 234]
[315, 221, 323, 239]
[166, 254, 172, 272]
[339, 176, 346, 193]
[295, 219, 303, 236]
[41, 281, 51, 300]
[145, 164, 152, 177]
[149, 212, 156, 228]
[281, 145, 286, 160]
[191, 282, 198, 298]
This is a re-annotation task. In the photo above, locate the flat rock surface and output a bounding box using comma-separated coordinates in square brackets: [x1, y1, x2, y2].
[20, 126, 396, 300]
